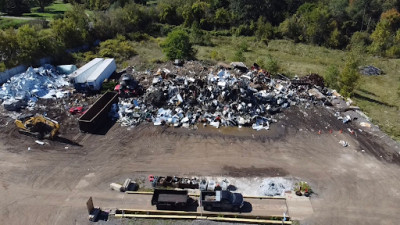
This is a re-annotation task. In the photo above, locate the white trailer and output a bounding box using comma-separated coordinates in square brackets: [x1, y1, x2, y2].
[68, 58, 104, 90]
[86, 58, 116, 91]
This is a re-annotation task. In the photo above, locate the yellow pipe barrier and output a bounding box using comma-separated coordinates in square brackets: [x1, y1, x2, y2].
[114, 213, 292, 224]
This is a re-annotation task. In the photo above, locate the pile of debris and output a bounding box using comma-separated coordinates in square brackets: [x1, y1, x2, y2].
[359, 65, 383, 76]
[259, 178, 293, 196]
[117, 62, 329, 130]
[0, 65, 69, 111]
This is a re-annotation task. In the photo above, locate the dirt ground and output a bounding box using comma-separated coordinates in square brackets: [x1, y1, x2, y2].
[0, 103, 400, 225]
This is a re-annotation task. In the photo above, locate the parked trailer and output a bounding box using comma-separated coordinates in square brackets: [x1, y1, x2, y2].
[78, 91, 118, 133]
[151, 189, 189, 210]
[86, 58, 116, 91]
[69, 58, 104, 90]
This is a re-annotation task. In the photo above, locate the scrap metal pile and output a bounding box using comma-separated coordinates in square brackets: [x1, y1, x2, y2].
[117, 62, 329, 130]
[0, 65, 69, 111]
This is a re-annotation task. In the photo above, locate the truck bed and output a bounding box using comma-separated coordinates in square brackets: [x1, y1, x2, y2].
[151, 189, 188, 205]
[158, 194, 188, 203]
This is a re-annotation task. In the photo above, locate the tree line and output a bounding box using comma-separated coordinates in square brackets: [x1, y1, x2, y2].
[1, 0, 400, 70]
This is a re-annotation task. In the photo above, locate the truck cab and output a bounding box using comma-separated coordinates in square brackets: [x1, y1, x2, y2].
[200, 190, 244, 212]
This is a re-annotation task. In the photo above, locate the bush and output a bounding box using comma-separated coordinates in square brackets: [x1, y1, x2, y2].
[98, 35, 137, 63]
[348, 32, 371, 51]
[232, 49, 246, 62]
[190, 22, 213, 46]
[324, 65, 340, 90]
[257, 54, 279, 74]
[386, 45, 400, 58]
[339, 54, 360, 97]
[233, 24, 253, 36]
[161, 29, 195, 60]
[0, 62, 6, 72]
[238, 41, 249, 52]
[255, 17, 274, 42]
[210, 50, 225, 61]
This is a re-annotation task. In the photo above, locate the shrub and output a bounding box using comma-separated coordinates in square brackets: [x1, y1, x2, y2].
[190, 22, 213, 46]
[258, 54, 280, 74]
[255, 17, 274, 42]
[210, 50, 225, 61]
[98, 35, 137, 63]
[232, 49, 246, 62]
[339, 54, 360, 97]
[325, 65, 340, 90]
[161, 29, 195, 60]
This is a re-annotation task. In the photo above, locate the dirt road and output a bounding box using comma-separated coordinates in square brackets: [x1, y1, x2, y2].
[0, 105, 400, 225]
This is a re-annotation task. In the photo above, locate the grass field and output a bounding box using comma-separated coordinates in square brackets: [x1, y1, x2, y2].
[129, 36, 400, 141]
[0, 18, 28, 29]
[22, 1, 72, 20]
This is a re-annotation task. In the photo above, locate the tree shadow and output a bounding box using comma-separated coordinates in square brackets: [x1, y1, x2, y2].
[353, 93, 396, 108]
[358, 88, 377, 97]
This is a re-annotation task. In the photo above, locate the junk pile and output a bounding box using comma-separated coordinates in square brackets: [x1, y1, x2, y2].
[359, 65, 382, 76]
[117, 62, 329, 130]
[0, 65, 69, 111]
[259, 177, 293, 196]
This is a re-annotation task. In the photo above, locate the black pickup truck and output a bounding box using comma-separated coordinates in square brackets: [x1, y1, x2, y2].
[151, 189, 189, 210]
[200, 190, 244, 212]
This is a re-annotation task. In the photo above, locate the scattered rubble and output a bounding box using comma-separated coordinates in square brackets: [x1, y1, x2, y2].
[339, 140, 349, 147]
[359, 65, 383, 76]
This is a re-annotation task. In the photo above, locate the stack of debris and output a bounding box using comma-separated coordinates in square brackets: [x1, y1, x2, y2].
[359, 65, 382, 76]
[0, 65, 70, 111]
[116, 62, 330, 130]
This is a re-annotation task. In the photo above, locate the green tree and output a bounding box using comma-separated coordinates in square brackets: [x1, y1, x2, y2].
[296, 3, 331, 45]
[256, 54, 279, 74]
[214, 8, 231, 29]
[35, 0, 55, 12]
[50, 5, 90, 49]
[190, 22, 212, 46]
[1, 0, 31, 16]
[348, 31, 371, 51]
[98, 35, 136, 63]
[16, 25, 41, 64]
[255, 16, 274, 42]
[369, 9, 400, 56]
[232, 49, 246, 62]
[278, 17, 301, 42]
[157, 0, 185, 25]
[0, 28, 19, 67]
[182, 1, 212, 29]
[264, 54, 279, 74]
[339, 54, 360, 97]
[327, 27, 345, 48]
[229, 0, 287, 25]
[161, 29, 195, 60]
[324, 65, 340, 90]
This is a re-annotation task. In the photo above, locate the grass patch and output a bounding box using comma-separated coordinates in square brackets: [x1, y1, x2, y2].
[0, 18, 28, 29]
[22, 1, 72, 20]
